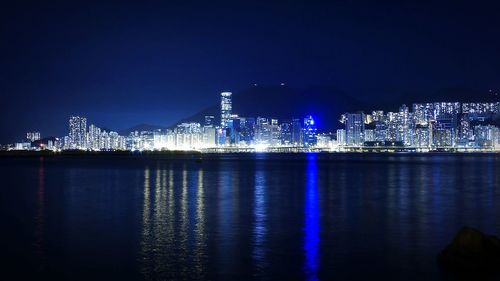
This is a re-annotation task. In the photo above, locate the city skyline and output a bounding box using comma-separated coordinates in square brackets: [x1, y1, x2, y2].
[5, 90, 500, 152]
[2, 83, 499, 144]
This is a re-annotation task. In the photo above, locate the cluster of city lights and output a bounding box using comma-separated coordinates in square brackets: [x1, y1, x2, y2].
[338, 102, 500, 152]
[5, 93, 500, 152]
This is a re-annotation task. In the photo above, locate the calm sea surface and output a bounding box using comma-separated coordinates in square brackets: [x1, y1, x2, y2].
[1, 153, 500, 281]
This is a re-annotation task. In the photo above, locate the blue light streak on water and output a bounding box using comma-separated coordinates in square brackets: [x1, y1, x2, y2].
[253, 166, 267, 273]
[304, 154, 320, 281]
[431, 162, 442, 228]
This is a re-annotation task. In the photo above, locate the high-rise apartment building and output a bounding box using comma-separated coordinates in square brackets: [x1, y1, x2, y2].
[69, 116, 87, 149]
[26, 132, 41, 142]
[220, 92, 232, 128]
[279, 121, 292, 145]
[255, 117, 270, 144]
[345, 112, 365, 146]
[336, 129, 346, 146]
[291, 118, 303, 146]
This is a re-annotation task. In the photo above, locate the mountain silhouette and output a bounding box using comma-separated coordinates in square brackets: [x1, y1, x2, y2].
[119, 123, 167, 135]
[172, 85, 367, 131]
[122, 85, 498, 132]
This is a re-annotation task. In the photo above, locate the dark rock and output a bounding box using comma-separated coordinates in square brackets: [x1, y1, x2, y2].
[438, 226, 500, 275]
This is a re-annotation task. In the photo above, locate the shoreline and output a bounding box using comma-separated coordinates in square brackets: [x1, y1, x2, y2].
[1, 150, 499, 158]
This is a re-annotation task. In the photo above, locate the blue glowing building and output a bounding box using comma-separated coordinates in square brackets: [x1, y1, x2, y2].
[303, 115, 317, 147]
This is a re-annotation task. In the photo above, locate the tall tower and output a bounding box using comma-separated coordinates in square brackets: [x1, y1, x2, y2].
[291, 118, 303, 146]
[303, 115, 317, 147]
[69, 116, 87, 149]
[220, 92, 232, 128]
[345, 112, 365, 146]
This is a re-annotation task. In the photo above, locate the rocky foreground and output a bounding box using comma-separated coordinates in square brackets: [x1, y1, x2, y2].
[439, 226, 500, 279]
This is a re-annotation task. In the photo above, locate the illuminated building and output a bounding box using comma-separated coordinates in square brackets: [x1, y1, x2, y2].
[316, 134, 332, 148]
[227, 117, 241, 145]
[175, 122, 202, 149]
[434, 113, 458, 147]
[303, 115, 317, 147]
[412, 103, 434, 124]
[88, 124, 101, 150]
[26, 132, 41, 142]
[270, 119, 280, 146]
[433, 102, 461, 119]
[336, 129, 346, 146]
[15, 142, 31, 150]
[474, 125, 499, 149]
[371, 111, 385, 122]
[364, 129, 375, 142]
[279, 121, 292, 145]
[397, 105, 414, 146]
[220, 92, 232, 128]
[202, 126, 216, 147]
[414, 125, 430, 148]
[240, 117, 255, 145]
[374, 122, 387, 142]
[462, 102, 499, 115]
[458, 119, 472, 147]
[217, 128, 226, 146]
[291, 118, 303, 146]
[255, 117, 271, 145]
[153, 130, 167, 150]
[434, 128, 453, 148]
[345, 112, 364, 146]
[69, 116, 87, 149]
[165, 129, 176, 148]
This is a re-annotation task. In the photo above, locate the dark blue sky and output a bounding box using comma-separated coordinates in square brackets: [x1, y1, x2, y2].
[1, 1, 500, 142]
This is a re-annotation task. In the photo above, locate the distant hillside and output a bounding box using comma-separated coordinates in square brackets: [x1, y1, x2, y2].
[119, 123, 166, 135]
[128, 85, 499, 132]
[172, 85, 367, 131]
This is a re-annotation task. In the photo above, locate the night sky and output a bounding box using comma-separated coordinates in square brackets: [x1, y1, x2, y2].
[1, 1, 500, 142]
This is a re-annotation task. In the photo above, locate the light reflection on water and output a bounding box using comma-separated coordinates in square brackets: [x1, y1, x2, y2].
[34, 157, 46, 271]
[193, 169, 206, 280]
[140, 164, 209, 281]
[303, 154, 319, 281]
[6, 154, 499, 280]
[132, 155, 500, 280]
[253, 162, 267, 276]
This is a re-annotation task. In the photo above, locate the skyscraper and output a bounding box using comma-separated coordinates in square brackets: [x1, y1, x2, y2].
[220, 92, 232, 128]
[227, 116, 241, 145]
[279, 121, 292, 145]
[88, 124, 101, 150]
[255, 117, 270, 144]
[345, 112, 365, 146]
[397, 104, 414, 146]
[291, 118, 303, 146]
[69, 116, 87, 149]
[270, 119, 280, 146]
[240, 117, 255, 145]
[303, 115, 317, 147]
[336, 129, 346, 146]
